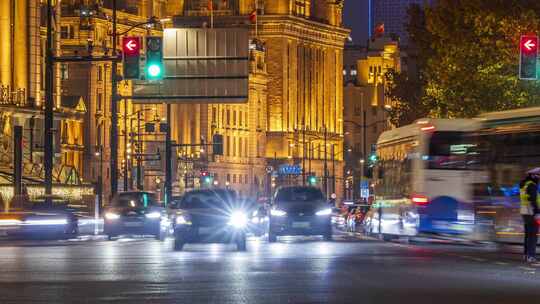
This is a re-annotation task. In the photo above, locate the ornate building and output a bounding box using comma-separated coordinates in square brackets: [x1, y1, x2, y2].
[0, 0, 92, 205]
[59, 0, 168, 201]
[169, 0, 349, 199]
[342, 37, 400, 200]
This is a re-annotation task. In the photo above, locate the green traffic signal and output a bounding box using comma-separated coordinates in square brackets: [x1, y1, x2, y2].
[145, 36, 163, 80]
[308, 176, 317, 185]
[147, 63, 162, 78]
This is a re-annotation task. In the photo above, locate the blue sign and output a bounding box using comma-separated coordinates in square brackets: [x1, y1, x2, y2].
[278, 165, 302, 176]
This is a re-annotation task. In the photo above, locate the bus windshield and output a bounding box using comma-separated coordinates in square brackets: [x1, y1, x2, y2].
[427, 131, 480, 170]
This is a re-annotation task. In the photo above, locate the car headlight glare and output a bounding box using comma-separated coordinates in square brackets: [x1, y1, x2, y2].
[315, 208, 332, 216]
[105, 212, 120, 220]
[145, 212, 162, 219]
[228, 211, 248, 228]
[176, 215, 188, 225]
[24, 219, 68, 225]
[270, 209, 287, 217]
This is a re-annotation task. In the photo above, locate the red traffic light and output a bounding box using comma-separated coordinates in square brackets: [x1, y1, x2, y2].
[122, 37, 141, 56]
[520, 35, 538, 54]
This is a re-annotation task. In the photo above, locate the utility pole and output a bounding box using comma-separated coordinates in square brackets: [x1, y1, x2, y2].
[44, 0, 54, 201]
[123, 99, 128, 191]
[323, 126, 328, 198]
[165, 103, 172, 206]
[110, 0, 119, 196]
[137, 111, 143, 190]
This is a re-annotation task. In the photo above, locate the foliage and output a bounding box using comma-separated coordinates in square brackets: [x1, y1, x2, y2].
[387, 0, 540, 126]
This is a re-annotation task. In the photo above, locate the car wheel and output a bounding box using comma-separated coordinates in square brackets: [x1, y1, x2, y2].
[323, 231, 333, 241]
[382, 234, 395, 242]
[156, 229, 166, 241]
[236, 234, 247, 251]
[174, 235, 185, 251]
[107, 234, 116, 241]
[268, 231, 277, 243]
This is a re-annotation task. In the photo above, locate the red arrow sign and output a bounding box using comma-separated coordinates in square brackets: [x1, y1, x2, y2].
[521, 35, 538, 53]
[122, 37, 140, 56]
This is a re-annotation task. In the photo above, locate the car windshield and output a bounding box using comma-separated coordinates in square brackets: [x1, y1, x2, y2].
[180, 190, 237, 209]
[275, 187, 325, 204]
[113, 192, 159, 208]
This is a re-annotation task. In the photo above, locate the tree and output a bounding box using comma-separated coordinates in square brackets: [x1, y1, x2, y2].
[424, 0, 540, 117]
[388, 0, 540, 124]
[385, 4, 434, 126]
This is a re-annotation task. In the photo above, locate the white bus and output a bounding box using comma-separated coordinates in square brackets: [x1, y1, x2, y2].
[363, 118, 482, 239]
[475, 107, 540, 243]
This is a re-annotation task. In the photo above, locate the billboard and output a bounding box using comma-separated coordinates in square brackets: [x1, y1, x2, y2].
[132, 28, 249, 104]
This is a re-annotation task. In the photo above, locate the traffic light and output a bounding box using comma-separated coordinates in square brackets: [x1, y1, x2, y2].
[519, 35, 538, 80]
[122, 37, 141, 80]
[213, 134, 224, 155]
[308, 175, 318, 185]
[145, 36, 164, 80]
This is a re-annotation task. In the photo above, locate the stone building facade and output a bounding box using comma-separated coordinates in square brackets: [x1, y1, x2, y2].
[0, 0, 92, 204]
[170, 0, 349, 199]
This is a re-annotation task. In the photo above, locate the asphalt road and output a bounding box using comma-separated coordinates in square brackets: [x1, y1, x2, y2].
[0, 233, 538, 304]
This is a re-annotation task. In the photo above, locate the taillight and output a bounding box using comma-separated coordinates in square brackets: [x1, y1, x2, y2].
[412, 194, 429, 206]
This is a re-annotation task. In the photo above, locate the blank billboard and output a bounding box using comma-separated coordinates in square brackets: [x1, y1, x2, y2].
[132, 28, 249, 104]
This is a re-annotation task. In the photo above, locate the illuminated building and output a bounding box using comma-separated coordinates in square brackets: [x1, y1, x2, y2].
[0, 0, 89, 205]
[169, 0, 349, 199]
[59, 0, 168, 200]
[343, 37, 400, 200]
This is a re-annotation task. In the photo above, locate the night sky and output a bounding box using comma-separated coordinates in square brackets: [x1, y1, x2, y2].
[343, 0, 369, 45]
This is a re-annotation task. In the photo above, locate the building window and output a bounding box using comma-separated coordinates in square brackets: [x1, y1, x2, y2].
[60, 26, 69, 39]
[233, 110, 237, 126]
[60, 64, 69, 80]
[97, 66, 103, 81]
[354, 105, 361, 116]
[239, 110, 243, 127]
[226, 109, 230, 125]
[233, 174, 237, 184]
[212, 107, 217, 124]
[97, 92, 103, 111]
[294, 0, 311, 17]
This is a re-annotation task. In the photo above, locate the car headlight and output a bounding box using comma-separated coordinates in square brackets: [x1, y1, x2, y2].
[176, 215, 188, 225]
[105, 212, 120, 220]
[315, 208, 332, 216]
[145, 212, 161, 219]
[270, 209, 287, 217]
[228, 211, 248, 228]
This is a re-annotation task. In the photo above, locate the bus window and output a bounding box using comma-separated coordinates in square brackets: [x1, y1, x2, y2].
[427, 131, 479, 170]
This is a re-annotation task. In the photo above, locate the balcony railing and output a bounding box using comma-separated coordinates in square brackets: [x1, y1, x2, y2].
[0, 85, 28, 107]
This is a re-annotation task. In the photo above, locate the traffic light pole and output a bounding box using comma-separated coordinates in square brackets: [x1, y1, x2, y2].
[44, 0, 54, 201]
[110, 0, 119, 197]
[165, 103, 172, 206]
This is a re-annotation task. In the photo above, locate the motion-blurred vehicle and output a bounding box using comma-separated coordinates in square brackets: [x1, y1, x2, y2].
[103, 191, 169, 240]
[171, 189, 248, 251]
[0, 196, 78, 239]
[268, 186, 332, 242]
[363, 119, 481, 240]
[473, 107, 540, 244]
[346, 204, 369, 232]
[250, 203, 269, 237]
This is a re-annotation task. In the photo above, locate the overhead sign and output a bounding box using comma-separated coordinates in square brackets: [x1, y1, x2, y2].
[519, 35, 538, 80]
[132, 28, 249, 104]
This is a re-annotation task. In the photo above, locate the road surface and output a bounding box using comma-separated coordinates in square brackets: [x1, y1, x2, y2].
[0, 234, 538, 304]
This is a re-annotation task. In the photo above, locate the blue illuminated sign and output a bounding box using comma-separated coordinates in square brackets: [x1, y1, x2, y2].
[278, 165, 302, 176]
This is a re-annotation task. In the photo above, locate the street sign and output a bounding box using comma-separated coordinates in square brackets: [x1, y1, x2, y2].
[519, 35, 538, 80]
[132, 28, 249, 104]
[122, 37, 141, 80]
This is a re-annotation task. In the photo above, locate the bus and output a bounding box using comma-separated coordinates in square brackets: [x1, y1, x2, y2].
[362, 118, 483, 240]
[474, 107, 540, 243]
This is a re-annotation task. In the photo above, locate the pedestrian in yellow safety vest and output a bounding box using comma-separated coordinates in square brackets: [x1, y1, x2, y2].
[520, 168, 540, 263]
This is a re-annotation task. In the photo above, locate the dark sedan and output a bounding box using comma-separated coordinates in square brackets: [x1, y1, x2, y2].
[172, 189, 248, 251]
[103, 191, 169, 240]
[268, 186, 332, 242]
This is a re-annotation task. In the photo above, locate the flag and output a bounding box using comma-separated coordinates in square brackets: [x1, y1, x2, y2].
[208, 0, 213, 11]
[249, 8, 257, 23]
[374, 23, 384, 37]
